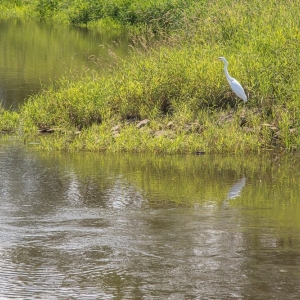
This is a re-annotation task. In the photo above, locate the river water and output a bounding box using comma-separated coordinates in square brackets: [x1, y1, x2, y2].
[1, 141, 300, 299]
[0, 18, 131, 109]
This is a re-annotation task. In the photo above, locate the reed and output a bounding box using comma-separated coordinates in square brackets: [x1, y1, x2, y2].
[0, 108, 19, 133]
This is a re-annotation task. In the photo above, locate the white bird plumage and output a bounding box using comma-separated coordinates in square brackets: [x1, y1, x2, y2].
[217, 56, 247, 103]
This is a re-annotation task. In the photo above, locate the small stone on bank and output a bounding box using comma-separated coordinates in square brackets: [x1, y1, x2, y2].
[136, 119, 150, 129]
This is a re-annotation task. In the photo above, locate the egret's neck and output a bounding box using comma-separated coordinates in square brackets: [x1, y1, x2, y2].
[223, 63, 232, 83]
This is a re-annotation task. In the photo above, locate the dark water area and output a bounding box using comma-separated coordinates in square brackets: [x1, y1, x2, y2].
[0, 18, 131, 109]
[1, 141, 300, 299]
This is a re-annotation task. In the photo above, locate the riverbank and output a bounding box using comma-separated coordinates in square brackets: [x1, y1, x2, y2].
[1, 0, 299, 153]
[0, 0, 197, 33]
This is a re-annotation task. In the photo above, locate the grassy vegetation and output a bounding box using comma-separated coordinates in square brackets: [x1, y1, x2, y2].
[0, 0, 197, 33]
[1, 0, 300, 153]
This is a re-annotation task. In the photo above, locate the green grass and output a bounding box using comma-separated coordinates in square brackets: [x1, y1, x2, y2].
[0, 0, 200, 33]
[0, 108, 19, 133]
[1, 0, 300, 153]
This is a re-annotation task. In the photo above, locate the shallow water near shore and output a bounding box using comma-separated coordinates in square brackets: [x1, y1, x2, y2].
[0, 18, 131, 109]
[0, 141, 300, 299]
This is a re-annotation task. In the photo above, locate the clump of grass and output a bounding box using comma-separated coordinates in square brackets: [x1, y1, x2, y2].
[0, 0, 34, 19]
[0, 107, 19, 133]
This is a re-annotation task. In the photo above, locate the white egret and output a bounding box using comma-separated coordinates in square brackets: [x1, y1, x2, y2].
[217, 56, 247, 103]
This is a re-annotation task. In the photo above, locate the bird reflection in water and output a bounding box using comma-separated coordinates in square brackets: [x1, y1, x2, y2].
[223, 177, 246, 207]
